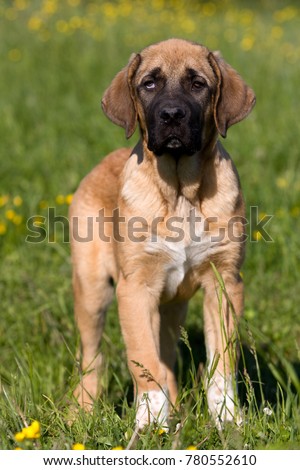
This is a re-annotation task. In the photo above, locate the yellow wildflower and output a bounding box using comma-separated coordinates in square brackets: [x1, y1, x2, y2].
[13, 196, 23, 206]
[112, 446, 124, 450]
[33, 216, 44, 226]
[65, 193, 73, 205]
[28, 16, 42, 31]
[157, 428, 166, 436]
[186, 445, 197, 450]
[118, 2, 132, 17]
[18, 420, 41, 440]
[152, 0, 164, 11]
[22, 426, 37, 439]
[30, 420, 41, 436]
[14, 431, 26, 443]
[241, 36, 255, 51]
[252, 230, 262, 241]
[15, 0, 28, 10]
[276, 177, 288, 188]
[72, 443, 85, 450]
[5, 209, 16, 220]
[102, 3, 118, 19]
[42, 0, 58, 15]
[0, 222, 7, 235]
[0, 195, 9, 207]
[13, 215, 23, 225]
[55, 194, 65, 205]
[181, 17, 196, 34]
[70, 16, 82, 29]
[273, 6, 297, 23]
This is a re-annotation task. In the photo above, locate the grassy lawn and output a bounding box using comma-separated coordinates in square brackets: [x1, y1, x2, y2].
[0, 0, 300, 450]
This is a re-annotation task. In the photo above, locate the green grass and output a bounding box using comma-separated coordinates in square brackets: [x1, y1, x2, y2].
[0, 0, 300, 450]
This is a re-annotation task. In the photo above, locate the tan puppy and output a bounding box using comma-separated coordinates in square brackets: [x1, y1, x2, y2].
[69, 38, 255, 431]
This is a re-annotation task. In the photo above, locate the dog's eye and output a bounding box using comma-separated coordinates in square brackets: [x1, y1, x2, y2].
[144, 80, 156, 90]
[191, 78, 207, 91]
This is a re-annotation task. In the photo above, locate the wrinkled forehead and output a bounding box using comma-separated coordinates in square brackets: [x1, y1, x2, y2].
[135, 40, 215, 84]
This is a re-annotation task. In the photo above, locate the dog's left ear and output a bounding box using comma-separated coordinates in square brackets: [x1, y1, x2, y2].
[101, 53, 141, 139]
[209, 51, 256, 138]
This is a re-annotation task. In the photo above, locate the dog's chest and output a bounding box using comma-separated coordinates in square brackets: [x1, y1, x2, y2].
[145, 204, 222, 301]
[161, 239, 211, 300]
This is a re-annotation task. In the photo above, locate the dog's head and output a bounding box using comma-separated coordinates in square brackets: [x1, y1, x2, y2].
[102, 39, 255, 157]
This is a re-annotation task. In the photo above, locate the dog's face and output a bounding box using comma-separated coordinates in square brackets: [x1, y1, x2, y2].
[136, 42, 213, 157]
[102, 39, 255, 157]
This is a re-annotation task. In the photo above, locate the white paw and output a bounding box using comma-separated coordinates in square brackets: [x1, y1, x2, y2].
[207, 375, 241, 429]
[135, 388, 169, 430]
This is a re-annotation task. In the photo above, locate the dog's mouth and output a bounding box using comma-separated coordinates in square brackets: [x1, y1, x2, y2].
[164, 136, 183, 149]
[152, 135, 196, 157]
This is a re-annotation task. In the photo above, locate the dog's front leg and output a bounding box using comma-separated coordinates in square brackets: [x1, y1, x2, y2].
[203, 273, 243, 428]
[117, 274, 169, 431]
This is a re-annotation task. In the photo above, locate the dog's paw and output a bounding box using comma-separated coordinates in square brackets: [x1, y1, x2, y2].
[135, 388, 169, 431]
[73, 377, 98, 411]
[206, 375, 241, 430]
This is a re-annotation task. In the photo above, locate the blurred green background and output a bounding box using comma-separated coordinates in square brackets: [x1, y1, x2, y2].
[0, 0, 300, 449]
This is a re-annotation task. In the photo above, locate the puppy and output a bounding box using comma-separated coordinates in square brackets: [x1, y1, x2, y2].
[69, 38, 255, 431]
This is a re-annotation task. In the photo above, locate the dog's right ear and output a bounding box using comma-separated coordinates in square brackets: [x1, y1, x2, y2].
[101, 53, 141, 139]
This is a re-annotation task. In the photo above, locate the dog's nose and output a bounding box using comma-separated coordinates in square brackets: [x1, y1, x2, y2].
[160, 107, 186, 124]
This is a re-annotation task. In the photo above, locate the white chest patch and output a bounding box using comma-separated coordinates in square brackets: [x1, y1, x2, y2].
[145, 211, 223, 300]
[163, 237, 213, 297]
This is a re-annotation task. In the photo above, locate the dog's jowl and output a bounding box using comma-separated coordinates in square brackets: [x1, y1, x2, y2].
[69, 38, 255, 431]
